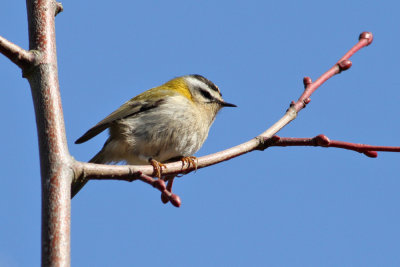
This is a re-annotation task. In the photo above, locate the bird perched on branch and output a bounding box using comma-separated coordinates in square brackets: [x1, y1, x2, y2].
[72, 74, 236, 198]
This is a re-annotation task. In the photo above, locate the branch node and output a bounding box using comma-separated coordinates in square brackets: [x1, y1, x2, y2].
[363, 151, 378, 158]
[152, 179, 166, 191]
[255, 135, 280, 151]
[314, 134, 330, 146]
[287, 106, 298, 119]
[270, 135, 281, 143]
[22, 50, 41, 78]
[161, 193, 170, 204]
[0, 36, 39, 71]
[303, 77, 312, 88]
[359, 32, 373, 46]
[160, 189, 180, 207]
[55, 2, 64, 16]
[169, 194, 181, 207]
[127, 167, 139, 182]
[338, 60, 352, 72]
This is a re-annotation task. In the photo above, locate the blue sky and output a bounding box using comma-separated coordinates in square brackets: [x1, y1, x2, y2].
[1, 1, 400, 266]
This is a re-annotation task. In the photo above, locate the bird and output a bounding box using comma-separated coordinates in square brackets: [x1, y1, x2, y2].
[72, 74, 236, 198]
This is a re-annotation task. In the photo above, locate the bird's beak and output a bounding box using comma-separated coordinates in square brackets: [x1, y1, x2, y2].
[220, 101, 237, 107]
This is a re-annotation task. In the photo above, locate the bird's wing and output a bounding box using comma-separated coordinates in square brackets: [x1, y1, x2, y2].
[75, 98, 164, 144]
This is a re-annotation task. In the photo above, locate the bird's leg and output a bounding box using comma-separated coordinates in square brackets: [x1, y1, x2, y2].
[181, 156, 198, 171]
[149, 158, 167, 178]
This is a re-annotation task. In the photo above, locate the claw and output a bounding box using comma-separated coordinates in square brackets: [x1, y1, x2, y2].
[149, 158, 167, 178]
[181, 156, 198, 171]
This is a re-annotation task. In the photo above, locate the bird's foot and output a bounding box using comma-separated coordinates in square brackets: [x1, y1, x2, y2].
[180, 156, 198, 171]
[149, 158, 167, 178]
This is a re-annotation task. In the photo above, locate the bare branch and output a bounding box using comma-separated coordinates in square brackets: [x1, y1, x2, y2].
[290, 32, 374, 113]
[74, 137, 258, 180]
[136, 173, 181, 207]
[257, 32, 374, 141]
[0, 35, 36, 70]
[266, 135, 400, 158]
[73, 161, 181, 206]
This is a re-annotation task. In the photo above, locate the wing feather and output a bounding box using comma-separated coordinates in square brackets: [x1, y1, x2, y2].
[75, 99, 164, 144]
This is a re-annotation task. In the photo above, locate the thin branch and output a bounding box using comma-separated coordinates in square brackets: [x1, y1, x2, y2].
[266, 134, 400, 158]
[74, 138, 257, 180]
[73, 162, 181, 206]
[257, 32, 373, 140]
[137, 173, 181, 207]
[73, 32, 376, 203]
[0, 35, 36, 70]
[291, 32, 373, 113]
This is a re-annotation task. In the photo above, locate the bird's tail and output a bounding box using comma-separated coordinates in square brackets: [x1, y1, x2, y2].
[71, 149, 107, 198]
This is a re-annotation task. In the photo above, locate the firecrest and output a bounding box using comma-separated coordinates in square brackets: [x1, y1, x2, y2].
[72, 74, 236, 197]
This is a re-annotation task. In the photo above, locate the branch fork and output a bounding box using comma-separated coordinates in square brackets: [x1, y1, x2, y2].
[0, 36, 37, 72]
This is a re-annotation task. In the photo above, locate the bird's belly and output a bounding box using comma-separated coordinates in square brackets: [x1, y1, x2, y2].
[111, 106, 210, 164]
[127, 124, 206, 164]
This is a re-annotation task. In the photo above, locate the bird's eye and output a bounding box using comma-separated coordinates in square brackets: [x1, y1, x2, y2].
[199, 89, 212, 100]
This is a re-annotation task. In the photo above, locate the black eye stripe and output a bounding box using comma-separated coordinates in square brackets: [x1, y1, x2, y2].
[199, 88, 213, 100]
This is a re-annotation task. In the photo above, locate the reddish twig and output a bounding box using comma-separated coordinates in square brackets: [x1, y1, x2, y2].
[266, 135, 400, 158]
[258, 32, 373, 140]
[291, 32, 373, 113]
[161, 177, 176, 204]
[136, 173, 181, 207]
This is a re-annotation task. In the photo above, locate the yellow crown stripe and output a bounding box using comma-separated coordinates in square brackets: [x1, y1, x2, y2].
[133, 77, 193, 102]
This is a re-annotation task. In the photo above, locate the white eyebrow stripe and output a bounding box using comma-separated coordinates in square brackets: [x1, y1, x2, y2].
[185, 76, 209, 90]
